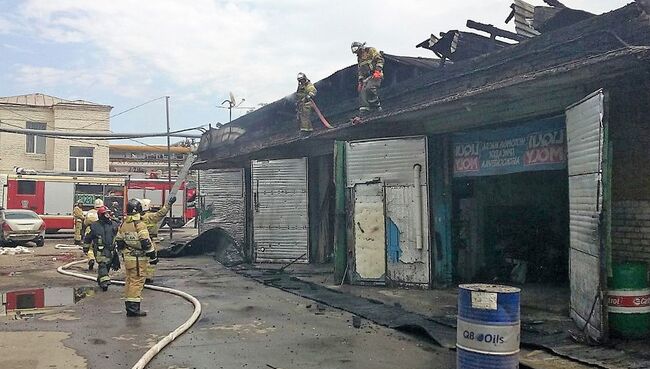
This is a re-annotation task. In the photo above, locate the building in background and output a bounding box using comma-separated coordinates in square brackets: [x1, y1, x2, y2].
[109, 144, 192, 178]
[0, 93, 112, 174]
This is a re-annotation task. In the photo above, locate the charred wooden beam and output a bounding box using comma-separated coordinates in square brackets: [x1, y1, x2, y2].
[543, 0, 566, 8]
[466, 20, 527, 42]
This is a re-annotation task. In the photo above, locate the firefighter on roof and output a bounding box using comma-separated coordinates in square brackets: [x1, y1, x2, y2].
[115, 198, 156, 317]
[351, 41, 384, 113]
[140, 196, 176, 284]
[296, 72, 317, 132]
[83, 206, 118, 291]
[82, 198, 104, 271]
[73, 201, 84, 245]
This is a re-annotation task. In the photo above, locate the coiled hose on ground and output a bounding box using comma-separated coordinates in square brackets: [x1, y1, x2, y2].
[56, 247, 202, 369]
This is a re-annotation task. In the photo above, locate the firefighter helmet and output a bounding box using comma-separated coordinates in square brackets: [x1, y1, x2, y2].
[126, 198, 143, 215]
[297, 72, 307, 82]
[97, 206, 109, 217]
[140, 198, 152, 212]
[351, 41, 366, 54]
[94, 198, 104, 209]
[85, 210, 99, 223]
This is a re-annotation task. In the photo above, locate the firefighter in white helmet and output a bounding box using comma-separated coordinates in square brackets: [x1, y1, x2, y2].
[140, 196, 176, 283]
[114, 198, 156, 317]
[82, 198, 104, 270]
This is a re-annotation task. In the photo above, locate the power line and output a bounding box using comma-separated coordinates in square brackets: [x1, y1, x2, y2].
[0, 119, 110, 148]
[79, 96, 166, 129]
[0, 122, 202, 139]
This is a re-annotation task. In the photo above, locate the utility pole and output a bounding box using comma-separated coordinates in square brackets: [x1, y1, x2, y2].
[165, 96, 173, 240]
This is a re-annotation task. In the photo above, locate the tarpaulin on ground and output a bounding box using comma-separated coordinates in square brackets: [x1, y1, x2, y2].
[453, 117, 567, 177]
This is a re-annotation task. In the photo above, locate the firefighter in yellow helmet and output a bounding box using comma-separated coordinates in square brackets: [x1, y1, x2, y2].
[351, 41, 384, 113]
[140, 196, 176, 284]
[296, 72, 317, 132]
[73, 201, 84, 245]
[114, 198, 156, 317]
[82, 198, 104, 270]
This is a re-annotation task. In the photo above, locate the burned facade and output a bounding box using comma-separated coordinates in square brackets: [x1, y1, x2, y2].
[196, 2, 650, 342]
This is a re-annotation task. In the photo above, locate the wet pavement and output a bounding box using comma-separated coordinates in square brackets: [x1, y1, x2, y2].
[1, 239, 455, 369]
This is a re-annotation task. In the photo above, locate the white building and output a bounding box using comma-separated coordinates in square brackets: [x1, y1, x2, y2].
[0, 93, 112, 174]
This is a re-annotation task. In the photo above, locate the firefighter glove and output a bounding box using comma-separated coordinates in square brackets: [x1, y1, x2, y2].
[110, 252, 121, 271]
[168, 196, 177, 205]
[82, 245, 90, 254]
[116, 240, 127, 251]
[372, 70, 382, 79]
[146, 250, 159, 265]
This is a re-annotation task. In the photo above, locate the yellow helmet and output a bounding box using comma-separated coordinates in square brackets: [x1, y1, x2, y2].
[140, 198, 152, 212]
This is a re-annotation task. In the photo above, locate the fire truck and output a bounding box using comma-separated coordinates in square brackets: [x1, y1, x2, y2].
[125, 178, 197, 228]
[0, 172, 126, 232]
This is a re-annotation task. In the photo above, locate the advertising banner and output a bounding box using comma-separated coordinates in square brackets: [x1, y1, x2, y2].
[453, 117, 566, 177]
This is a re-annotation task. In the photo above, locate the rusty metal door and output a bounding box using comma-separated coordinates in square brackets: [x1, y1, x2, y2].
[351, 182, 386, 284]
[566, 89, 609, 342]
[252, 158, 309, 263]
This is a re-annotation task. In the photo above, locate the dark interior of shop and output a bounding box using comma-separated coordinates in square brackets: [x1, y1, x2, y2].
[452, 170, 569, 285]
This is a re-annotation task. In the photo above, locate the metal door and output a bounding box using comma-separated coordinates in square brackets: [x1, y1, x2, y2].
[566, 89, 609, 342]
[351, 182, 386, 283]
[44, 182, 74, 215]
[252, 158, 309, 263]
[198, 169, 246, 249]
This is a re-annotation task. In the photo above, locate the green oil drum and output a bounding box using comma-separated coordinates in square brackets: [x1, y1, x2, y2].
[608, 261, 650, 339]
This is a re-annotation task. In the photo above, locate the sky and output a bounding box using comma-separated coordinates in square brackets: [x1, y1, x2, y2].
[0, 0, 629, 144]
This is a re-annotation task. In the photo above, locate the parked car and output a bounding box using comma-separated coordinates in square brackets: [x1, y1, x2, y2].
[0, 209, 45, 247]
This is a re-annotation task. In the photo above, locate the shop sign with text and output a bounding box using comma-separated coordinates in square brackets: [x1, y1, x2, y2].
[453, 117, 566, 177]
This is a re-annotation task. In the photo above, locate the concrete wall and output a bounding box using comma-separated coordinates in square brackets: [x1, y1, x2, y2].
[0, 103, 110, 174]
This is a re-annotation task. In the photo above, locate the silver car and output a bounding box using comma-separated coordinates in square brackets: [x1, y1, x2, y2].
[0, 209, 45, 247]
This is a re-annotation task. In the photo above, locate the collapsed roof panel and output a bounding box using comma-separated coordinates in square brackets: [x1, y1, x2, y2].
[511, 0, 541, 38]
[416, 30, 512, 62]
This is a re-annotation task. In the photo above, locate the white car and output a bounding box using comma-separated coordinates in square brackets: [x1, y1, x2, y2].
[0, 209, 45, 247]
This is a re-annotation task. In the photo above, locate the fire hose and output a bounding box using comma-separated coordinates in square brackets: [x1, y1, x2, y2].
[57, 258, 202, 369]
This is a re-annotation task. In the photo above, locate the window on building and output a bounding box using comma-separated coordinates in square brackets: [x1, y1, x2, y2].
[17, 180, 36, 195]
[69, 146, 94, 172]
[25, 122, 47, 154]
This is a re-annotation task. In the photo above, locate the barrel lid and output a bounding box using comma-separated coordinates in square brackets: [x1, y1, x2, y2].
[459, 283, 521, 294]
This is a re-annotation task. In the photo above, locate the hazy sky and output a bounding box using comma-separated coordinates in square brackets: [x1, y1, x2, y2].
[0, 0, 629, 144]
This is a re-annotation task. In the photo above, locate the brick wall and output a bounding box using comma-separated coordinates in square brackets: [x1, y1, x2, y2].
[0, 106, 54, 173]
[612, 200, 650, 265]
[52, 105, 110, 172]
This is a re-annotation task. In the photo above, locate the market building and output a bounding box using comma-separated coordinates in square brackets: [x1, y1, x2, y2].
[195, 2, 650, 342]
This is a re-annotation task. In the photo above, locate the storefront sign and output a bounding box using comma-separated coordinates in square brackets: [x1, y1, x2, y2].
[453, 117, 566, 177]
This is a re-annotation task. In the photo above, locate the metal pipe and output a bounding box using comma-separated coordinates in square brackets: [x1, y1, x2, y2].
[0, 124, 202, 138]
[166, 96, 173, 241]
[413, 163, 423, 250]
[334, 141, 347, 283]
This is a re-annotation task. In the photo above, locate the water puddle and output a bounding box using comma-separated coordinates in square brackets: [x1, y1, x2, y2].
[1, 286, 98, 316]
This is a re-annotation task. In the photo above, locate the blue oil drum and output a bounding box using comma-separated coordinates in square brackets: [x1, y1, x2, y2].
[457, 284, 521, 369]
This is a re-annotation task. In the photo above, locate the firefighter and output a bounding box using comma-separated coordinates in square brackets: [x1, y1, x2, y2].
[110, 201, 122, 223]
[114, 198, 157, 317]
[351, 41, 384, 113]
[296, 72, 317, 132]
[140, 196, 176, 284]
[73, 201, 84, 245]
[82, 198, 104, 270]
[83, 206, 118, 291]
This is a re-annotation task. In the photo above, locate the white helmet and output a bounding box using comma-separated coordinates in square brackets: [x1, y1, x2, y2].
[93, 199, 104, 209]
[140, 198, 152, 212]
[351, 41, 366, 54]
[86, 210, 99, 223]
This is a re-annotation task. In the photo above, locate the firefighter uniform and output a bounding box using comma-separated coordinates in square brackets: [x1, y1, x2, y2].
[354, 44, 384, 112]
[73, 204, 84, 245]
[141, 202, 171, 282]
[83, 209, 99, 269]
[115, 209, 156, 317]
[83, 208, 117, 291]
[296, 73, 317, 132]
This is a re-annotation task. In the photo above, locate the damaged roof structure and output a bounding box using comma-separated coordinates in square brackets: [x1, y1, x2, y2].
[197, 1, 650, 168]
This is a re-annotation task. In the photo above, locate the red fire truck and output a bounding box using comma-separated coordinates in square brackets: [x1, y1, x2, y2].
[125, 178, 196, 228]
[0, 173, 126, 232]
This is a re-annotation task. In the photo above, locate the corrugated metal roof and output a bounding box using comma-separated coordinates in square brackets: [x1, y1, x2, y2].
[513, 0, 542, 38]
[0, 93, 106, 107]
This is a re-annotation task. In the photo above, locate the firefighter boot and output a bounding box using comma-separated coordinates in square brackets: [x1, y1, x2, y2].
[88, 259, 95, 271]
[125, 301, 147, 317]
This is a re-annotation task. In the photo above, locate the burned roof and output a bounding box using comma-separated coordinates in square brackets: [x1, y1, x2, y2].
[198, 3, 650, 167]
